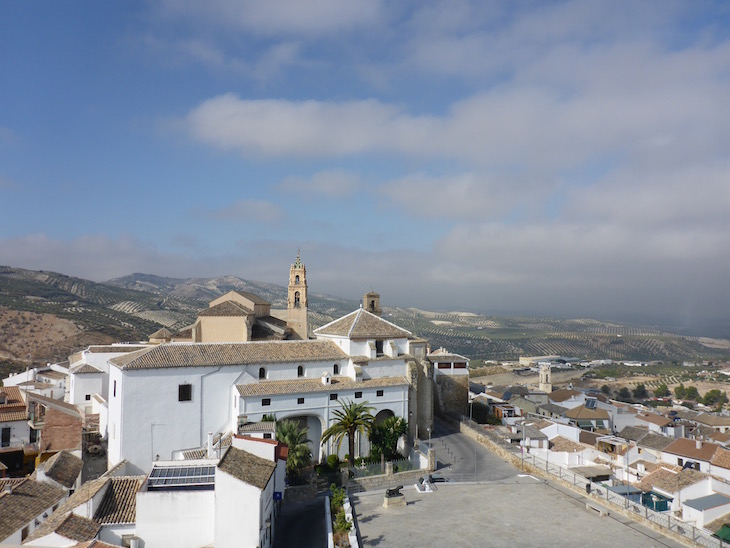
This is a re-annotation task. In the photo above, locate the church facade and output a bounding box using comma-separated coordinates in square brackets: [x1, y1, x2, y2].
[69, 254, 437, 474]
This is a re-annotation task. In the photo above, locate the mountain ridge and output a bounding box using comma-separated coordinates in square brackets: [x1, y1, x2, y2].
[1, 266, 729, 378]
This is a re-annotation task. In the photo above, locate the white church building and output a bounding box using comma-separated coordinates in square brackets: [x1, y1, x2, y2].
[68, 255, 435, 474]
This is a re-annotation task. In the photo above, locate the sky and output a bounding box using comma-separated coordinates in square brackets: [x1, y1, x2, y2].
[1, 1, 730, 335]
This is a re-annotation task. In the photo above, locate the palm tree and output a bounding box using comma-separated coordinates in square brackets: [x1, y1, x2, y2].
[276, 419, 312, 479]
[321, 399, 375, 468]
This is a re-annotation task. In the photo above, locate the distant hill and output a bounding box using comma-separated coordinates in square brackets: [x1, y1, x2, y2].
[2, 266, 730, 378]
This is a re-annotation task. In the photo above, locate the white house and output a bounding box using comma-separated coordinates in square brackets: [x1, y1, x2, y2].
[215, 445, 279, 548]
[134, 435, 287, 548]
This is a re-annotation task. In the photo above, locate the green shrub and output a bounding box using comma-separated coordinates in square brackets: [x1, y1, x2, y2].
[333, 510, 351, 533]
[327, 454, 340, 470]
[330, 483, 346, 512]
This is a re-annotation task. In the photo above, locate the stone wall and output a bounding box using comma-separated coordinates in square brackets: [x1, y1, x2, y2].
[435, 374, 468, 416]
[347, 456, 435, 492]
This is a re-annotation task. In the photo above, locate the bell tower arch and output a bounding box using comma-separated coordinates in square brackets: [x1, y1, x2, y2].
[287, 250, 308, 339]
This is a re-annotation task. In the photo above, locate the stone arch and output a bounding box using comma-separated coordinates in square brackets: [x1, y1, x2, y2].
[277, 412, 325, 462]
[374, 408, 395, 425]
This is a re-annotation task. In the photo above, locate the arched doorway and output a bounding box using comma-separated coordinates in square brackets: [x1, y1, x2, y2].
[374, 409, 395, 425]
[277, 413, 324, 462]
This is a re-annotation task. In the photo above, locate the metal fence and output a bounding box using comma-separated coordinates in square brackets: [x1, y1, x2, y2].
[350, 460, 387, 479]
[460, 418, 727, 547]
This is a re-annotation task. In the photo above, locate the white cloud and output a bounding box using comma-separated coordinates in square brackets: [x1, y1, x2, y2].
[379, 172, 558, 218]
[157, 0, 384, 36]
[278, 170, 361, 198]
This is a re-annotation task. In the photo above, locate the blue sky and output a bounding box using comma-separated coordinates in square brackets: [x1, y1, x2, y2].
[2, 1, 730, 334]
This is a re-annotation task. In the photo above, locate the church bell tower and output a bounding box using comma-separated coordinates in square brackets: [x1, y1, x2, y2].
[539, 363, 552, 393]
[287, 251, 308, 339]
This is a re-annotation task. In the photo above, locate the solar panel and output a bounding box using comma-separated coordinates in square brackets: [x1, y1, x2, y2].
[585, 398, 597, 409]
[148, 465, 216, 489]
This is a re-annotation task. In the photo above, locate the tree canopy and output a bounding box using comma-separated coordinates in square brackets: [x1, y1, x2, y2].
[370, 416, 408, 461]
[632, 383, 648, 400]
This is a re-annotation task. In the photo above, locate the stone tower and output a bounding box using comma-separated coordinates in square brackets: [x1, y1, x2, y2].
[539, 363, 552, 393]
[287, 251, 308, 339]
[363, 291, 381, 316]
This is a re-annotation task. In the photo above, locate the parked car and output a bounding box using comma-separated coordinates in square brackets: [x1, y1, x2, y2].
[428, 473, 450, 483]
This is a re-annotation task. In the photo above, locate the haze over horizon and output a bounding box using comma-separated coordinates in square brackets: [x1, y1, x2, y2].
[1, 2, 730, 338]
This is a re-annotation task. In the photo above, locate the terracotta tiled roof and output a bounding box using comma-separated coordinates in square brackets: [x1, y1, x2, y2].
[539, 403, 567, 416]
[149, 327, 173, 339]
[86, 345, 148, 353]
[42, 450, 83, 489]
[617, 426, 650, 442]
[711, 448, 730, 470]
[0, 409, 27, 422]
[427, 347, 469, 362]
[24, 477, 109, 543]
[638, 467, 706, 493]
[28, 392, 82, 416]
[634, 433, 672, 452]
[110, 340, 347, 370]
[239, 421, 276, 433]
[663, 438, 721, 462]
[0, 478, 66, 543]
[549, 436, 585, 452]
[70, 363, 103, 375]
[237, 375, 408, 397]
[694, 413, 730, 427]
[218, 446, 276, 490]
[0, 386, 24, 406]
[565, 405, 609, 420]
[94, 476, 145, 524]
[198, 300, 253, 317]
[315, 308, 412, 339]
[55, 513, 101, 542]
[548, 389, 581, 403]
[231, 290, 271, 305]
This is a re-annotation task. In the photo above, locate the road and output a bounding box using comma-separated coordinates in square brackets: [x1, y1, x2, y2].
[430, 417, 517, 481]
[273, 498, 326, 548]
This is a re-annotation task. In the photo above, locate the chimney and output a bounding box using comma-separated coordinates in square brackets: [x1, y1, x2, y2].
[696, 439, 702, 450]
[207, 432, 214, 458]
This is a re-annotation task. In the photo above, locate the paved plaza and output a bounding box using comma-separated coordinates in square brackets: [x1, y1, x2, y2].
[353, 476, 687, 547]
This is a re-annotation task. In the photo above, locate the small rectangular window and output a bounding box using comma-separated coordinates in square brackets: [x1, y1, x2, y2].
[113, 380, 117, 397]
[376, 390, 384, 397]
[262, 398, 271, 406]
[298, 397, 305, 404]
[355, 391, 362, 399]
[263, 433, 272, 439]
[179, 384, 192, 402]
[329, 393, 338, 401]
[85, 394, 91, 401]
